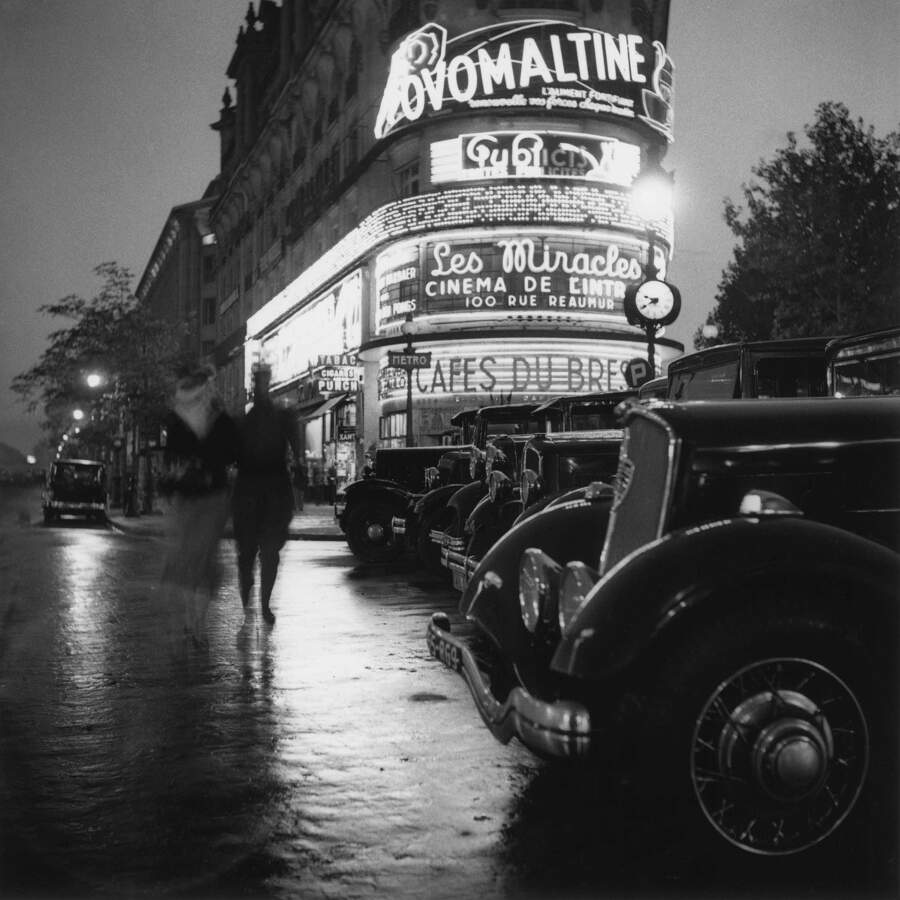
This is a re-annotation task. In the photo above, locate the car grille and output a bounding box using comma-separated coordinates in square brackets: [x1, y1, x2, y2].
[600, 414, 675, 574]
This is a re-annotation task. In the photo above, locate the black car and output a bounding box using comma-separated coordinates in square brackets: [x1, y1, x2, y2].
[428, 395, 900, 861]
[335, 445, 457, 562]
[42, 458, 108, 523]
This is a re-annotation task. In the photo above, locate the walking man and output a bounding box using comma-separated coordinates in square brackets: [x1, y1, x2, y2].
[232, 362, 301, 624]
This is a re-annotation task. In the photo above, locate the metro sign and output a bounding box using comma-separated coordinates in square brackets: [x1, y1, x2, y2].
[388, 351, 433, 369]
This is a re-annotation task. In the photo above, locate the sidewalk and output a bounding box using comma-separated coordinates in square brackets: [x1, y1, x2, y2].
[107, 500, 344, 541]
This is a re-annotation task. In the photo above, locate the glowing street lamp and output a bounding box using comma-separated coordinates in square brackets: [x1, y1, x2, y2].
[72, 408, 85, 422]
[624, 147, 680, 378]
[86, 372, 104, 389]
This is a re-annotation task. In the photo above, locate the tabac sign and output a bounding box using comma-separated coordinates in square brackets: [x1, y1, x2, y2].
[375, 20, 674, 142]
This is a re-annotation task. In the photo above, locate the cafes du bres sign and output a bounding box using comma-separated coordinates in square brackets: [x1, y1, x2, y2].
[375, 20, 674, 142]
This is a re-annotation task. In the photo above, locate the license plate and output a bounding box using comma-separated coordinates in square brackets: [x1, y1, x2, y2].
[427, 626, 462, 672]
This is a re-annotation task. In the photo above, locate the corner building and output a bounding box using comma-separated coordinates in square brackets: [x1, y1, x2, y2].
[210, 0, 682, 494]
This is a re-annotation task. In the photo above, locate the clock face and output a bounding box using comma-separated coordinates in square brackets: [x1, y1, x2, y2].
[634, 280, 676, 321]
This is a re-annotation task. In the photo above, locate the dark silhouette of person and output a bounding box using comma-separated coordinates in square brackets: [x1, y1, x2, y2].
[232, 363, 301, 624]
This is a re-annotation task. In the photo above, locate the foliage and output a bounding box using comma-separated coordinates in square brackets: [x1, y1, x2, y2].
[696, 102, 900, 348]
[11, 262, 193, 448]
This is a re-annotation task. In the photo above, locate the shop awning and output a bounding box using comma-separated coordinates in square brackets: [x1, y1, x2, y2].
[298, 393, 349, 422]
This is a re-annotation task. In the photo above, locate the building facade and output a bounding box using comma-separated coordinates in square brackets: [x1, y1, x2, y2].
[209, 0, 682, 494]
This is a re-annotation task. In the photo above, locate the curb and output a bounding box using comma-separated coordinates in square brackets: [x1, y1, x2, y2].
[107, 517, 344, 542]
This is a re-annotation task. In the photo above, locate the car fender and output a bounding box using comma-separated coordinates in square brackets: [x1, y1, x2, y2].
[463, 496, 613, 664]
[342, 479, 412, 514]
[445, 480, 488, 533]
[552, 516, 900, 681]
[417, 482, 467, 516]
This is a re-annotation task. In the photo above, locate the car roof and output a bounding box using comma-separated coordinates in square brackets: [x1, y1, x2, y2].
[475, 402, 548, 419]
[668, 335, 838, 372]
[631, 396, 900, 447]
[449, 407, 480, 426]
[532, 389, 637, 414]
[54, 458, 104, 467]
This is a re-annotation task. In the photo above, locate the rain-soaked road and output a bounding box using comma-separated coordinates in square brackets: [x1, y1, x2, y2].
[0, 486, 892, 900]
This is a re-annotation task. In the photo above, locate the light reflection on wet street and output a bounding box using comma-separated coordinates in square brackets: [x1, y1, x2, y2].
[0, 515, 540, 899]
[0, 499, 892, 900]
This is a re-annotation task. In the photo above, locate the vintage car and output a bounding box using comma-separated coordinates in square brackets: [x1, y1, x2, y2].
[335, 445, 459, 563]
[444, 429, 625, 592]
[533, 389, 635, 431]
[826, 325, 900, 396]
[427, 395, 900, 859]
[397, 402, 560, 574]
[667, 335, 834, 400]
[42, 458, 108, 523]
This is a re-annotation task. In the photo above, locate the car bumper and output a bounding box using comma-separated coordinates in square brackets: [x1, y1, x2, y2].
[443, 546, 479, 591]
[391, 514, 406, 537]
[426, 612, 592, 759]
[45, 500, 106, 513]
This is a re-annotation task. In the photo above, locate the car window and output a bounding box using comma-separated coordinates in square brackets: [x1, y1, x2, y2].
[669, 360, 739, 400]
[754, 356, 828, 398]
[53, 464, 103, 485]
[832, 355, 900, 396]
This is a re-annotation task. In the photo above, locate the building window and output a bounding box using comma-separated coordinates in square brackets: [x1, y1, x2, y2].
[202, 297, 216, 325]
[202, 254, 216, 284]
[396, 161, 420, 198]
[379, 412, 406, 440]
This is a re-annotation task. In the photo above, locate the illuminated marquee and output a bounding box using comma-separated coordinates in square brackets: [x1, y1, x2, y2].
[431, 131, 641, 185]
[376, 338, 675, 402]
[375, 20, 674, 141]
[256, 270, 362, 388]
[375, 233, 662, 331]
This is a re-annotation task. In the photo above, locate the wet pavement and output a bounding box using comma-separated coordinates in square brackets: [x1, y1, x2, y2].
[0, 485, 894, 900]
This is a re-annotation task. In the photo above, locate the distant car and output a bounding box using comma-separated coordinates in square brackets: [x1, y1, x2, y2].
[42, 458, 108, 523]
[428, 395, 900, 861]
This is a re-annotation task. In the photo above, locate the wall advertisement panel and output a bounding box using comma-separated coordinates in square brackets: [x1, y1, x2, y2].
[255, 270, 362, 388]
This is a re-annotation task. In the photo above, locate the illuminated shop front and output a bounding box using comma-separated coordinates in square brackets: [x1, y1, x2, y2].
[238, 2, 681, 460]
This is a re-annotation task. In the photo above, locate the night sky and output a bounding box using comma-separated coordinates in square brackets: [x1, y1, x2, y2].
[1, 0, 896, 453]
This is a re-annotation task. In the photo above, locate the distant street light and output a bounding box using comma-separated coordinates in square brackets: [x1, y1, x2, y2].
[72, 408, 85, 421]
[86, 372, 104, 389]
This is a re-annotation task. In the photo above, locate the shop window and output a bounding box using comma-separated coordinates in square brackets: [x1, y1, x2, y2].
[379, 412, 406, 440]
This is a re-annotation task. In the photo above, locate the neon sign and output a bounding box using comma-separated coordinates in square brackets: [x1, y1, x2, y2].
[375, 21, 674, 141]
[375, 339, 678, 402]
[431, 130, 640, 185]
[375, 234, 654, 331]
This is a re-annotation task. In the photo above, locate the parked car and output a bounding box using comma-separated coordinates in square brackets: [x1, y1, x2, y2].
[445, 429, 624, 592]
[397, 402, 561, 574]
[825, 325, 900, 396]
[42, 458, 108, 523]
[336, 445, 457, 563]
[427, 395, 900, 860]
[533, 389, 636, 431]
[667, 335, 834, 400]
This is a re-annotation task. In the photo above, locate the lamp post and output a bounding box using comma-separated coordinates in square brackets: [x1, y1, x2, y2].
[399, 315, 418, 447]
[625, 146, 679, 378]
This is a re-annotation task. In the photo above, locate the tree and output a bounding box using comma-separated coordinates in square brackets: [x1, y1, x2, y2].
[696, 102, 900, 348]
[11, 262, 192, 455]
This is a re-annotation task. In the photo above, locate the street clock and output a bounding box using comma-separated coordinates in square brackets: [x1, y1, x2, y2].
[624, 278, 681, 328]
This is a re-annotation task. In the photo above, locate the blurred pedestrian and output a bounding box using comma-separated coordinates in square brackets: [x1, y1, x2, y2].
[159, 363, 239, 649]
[233, 362, 301, 624]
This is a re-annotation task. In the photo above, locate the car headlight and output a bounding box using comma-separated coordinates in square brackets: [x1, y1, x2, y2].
[518, 548, 563, 633]
[520, 468, 541, 506]
[424, 466, 440, 490]
[558, 561, 599, 633]
[488, 470, 511, 504]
